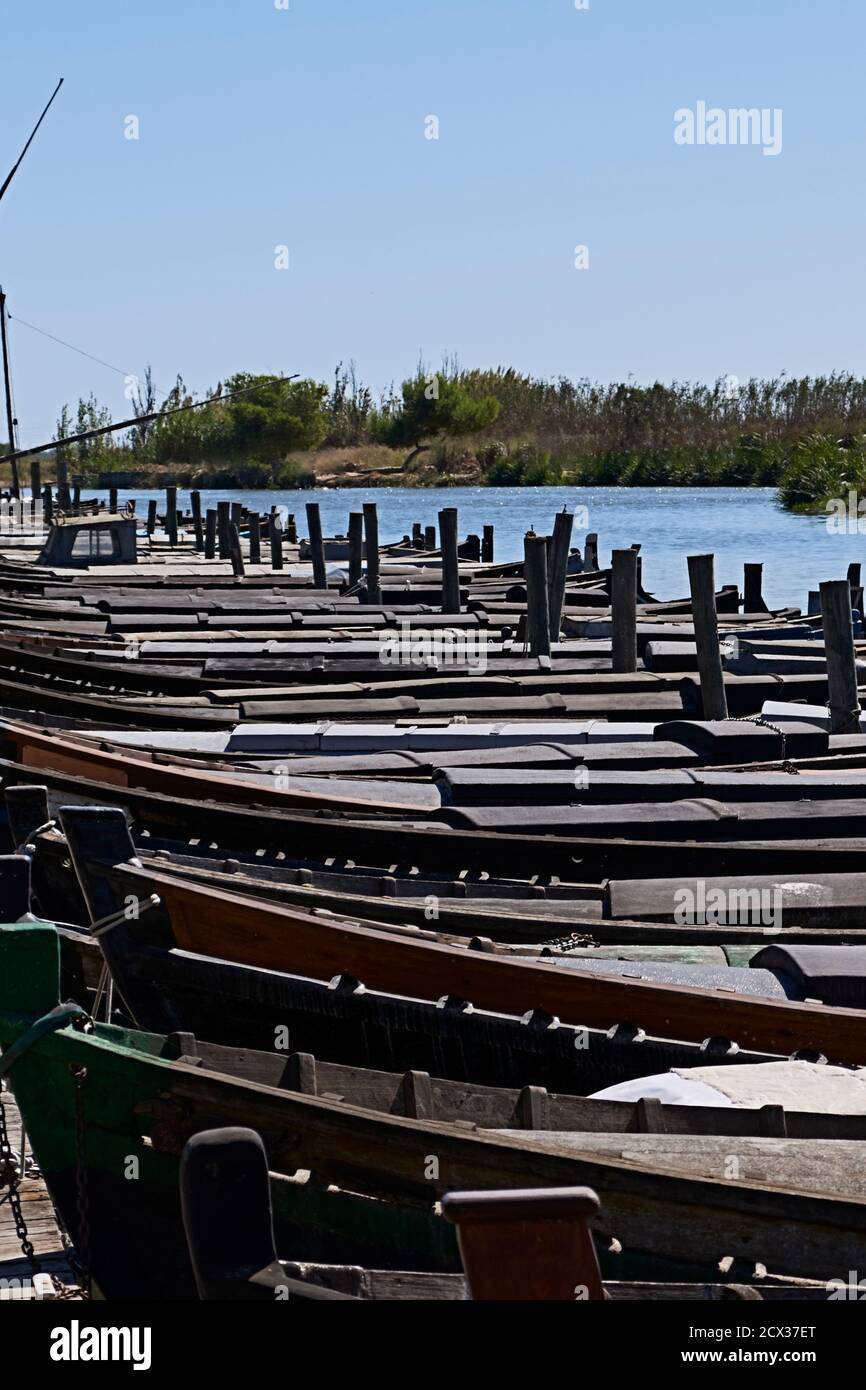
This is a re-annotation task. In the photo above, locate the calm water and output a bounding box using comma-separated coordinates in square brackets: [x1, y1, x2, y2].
[119, 486, 857, 611]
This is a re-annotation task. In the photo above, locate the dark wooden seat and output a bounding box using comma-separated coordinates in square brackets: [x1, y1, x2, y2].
[441, 1186, 605, 1300]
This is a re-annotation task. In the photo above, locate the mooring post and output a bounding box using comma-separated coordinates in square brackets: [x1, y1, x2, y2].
[29, 460, 41, 509]
[688, 553, 728, 719]
[190, 490, 204, 551]
[424, 524, 437, 550]
[146, 498, 158, 537]
[227, 522, 245, 578]
[848, 563, 864, 619]
[482, 524, 494, 563]
[743, 563, 765, 613]
[217, 500, 231, 558]
[808, 590, 821, 617]
[204, 508, 217, 559]
[165, 485, 178, 545]
[363, 501, 381, 604]
[524, 532, 551, 658]
[248, 514, 261, 565]
[55, 455, 70, 511]
[611, 548, 638, 673]
[269, 511, 283, 570]
[72, 483, 81, 512]
[108, 486, 118, 514]
[439, 507, 460, 614]
[547, 509, 574, 639]
[42, 485, 52, 527]
[305, 501, 327, 589]
[286, 513, 297, 544]
[412, 522, 423, 549]
[583, 532, 599, 572]
[348, 512, 363, 586]
[820, 578, 861, 734]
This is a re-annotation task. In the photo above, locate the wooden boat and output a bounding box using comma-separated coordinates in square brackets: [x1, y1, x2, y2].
[9, 751, 866, 921]
[54, 812, 866, 1064]
[177, 1127, 845, 1303]
[4, 921, 866, 1300]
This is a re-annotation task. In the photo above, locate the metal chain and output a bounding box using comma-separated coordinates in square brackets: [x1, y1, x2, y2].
[539, 930, 594, 953]
[0, 1080, 38, 1272]
[726, 713, 800, 775]
[69, 1065, 91, 1296]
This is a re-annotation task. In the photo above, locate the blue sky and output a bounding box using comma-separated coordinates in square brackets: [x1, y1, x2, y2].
[0, 0, 862, 442]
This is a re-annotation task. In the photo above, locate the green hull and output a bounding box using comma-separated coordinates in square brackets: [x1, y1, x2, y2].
[0, 924, 457, 1298]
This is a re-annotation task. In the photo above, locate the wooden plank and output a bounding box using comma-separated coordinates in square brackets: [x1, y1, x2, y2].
[0, 1084, 74, 1284]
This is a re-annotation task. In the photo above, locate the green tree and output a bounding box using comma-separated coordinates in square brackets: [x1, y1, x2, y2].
[378, 369, 500, 466]
[221, 373, 327, 461]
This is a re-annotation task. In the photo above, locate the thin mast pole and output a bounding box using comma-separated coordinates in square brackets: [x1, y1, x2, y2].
[0, 78, 64, 208]
[0, 290, 20, 495]
[0, 77, 64, 497]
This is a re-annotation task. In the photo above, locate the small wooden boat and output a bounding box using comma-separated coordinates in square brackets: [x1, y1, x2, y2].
[55, 812, 866, 1065]
[4, 921, 866, 1299]
[178, 1126, 839, 1302]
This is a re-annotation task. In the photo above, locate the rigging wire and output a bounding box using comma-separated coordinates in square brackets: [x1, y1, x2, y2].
[7, 312, 170, 399]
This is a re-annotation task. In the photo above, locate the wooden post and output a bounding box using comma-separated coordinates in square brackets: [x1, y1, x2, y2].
[165, 485, 178, 545]
[524, 532, 551, 658]
[363, 502, 381, 604]
[108, 486, 118, 514]
[424, 524, 436, 550]
[688, 553, 728, 720]
[72, 483, 81, 511]
[744, 563, 765, 613]
[547, 509, 573, 639]
[286, 513, 297, 544]
[29, 460, 41, 504]
[217, 500, 230, 558]
[190, 490, 204, 551]
[228, 522, 245, 578]
[820, 578, 861, 734]
[248, 514, 261, 565]
[482, 524, 494, 563]
[439, 508, 460, 613]
[305, 501, 327, 589]
[348, 512, 363, 586]
[808, 590, 821, 617]
[412, 522, 423, 549]
[204, 508, 217, 559]
[441, 1187, 604, 1302]
[611, 548, 638, 673]
[55, 455, 70, 511]
[583, 532, 599, 572]
[42, 485, 52, 527]
[269, 511, 283, 570]
[230, 501, 242, 534]
[848, 565, 864, 619]
[146, 499, 158, 536]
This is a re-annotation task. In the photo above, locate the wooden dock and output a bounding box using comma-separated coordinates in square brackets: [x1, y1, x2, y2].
[0, 1081, 78, 1298]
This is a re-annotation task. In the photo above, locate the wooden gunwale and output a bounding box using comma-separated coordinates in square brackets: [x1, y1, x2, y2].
[123, 865, 866, 1065]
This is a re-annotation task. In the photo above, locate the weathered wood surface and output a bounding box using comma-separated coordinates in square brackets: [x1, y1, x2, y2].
[0, 1083, 75, 1293]
[122, 865, 866, 1065]
[489, 1134, 866, 1199]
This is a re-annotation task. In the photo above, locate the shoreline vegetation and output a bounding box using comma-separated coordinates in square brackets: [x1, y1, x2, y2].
[5, 362, 866, 512]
